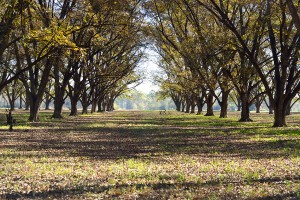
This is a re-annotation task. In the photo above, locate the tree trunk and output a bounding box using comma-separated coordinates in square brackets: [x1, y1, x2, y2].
[175, 102, 181, 111]
[9, 99, 15, 111]
[205, 91, 214, 116]
[181, 101, 185, 112]
[28, 96, 41, 122]
[185, 101, 191, 113]
[273, 103, 287, 127]
[25, 93, 30, 110]
[45, 99, 51, 110]
[52, 96, 64, 118]
[190, 94, 196, 114]
[107, 98, 114, 111]
[70, 97, 79, 116]
[97, 98, 104, 112]
[219, 91, 229, 118]
[239, 93, 252, 122]
[91, 100, 97, 114]
[175, 100, 181, 111]
[268, 99, 274, 114]
[82, 105, 88, 114]
[255, 95, 260, 113]
[285, 99, 292, 116]
[256, 104, 260, 113]
[196, 96, 205, 115]
[19, 95, 22, 109]
[237, 97, 241, 111]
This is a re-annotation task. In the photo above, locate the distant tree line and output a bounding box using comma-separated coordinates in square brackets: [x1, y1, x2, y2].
[0, 0, 144, 121]
[115, 90, 176, 110]
[144, 0, 300, 127]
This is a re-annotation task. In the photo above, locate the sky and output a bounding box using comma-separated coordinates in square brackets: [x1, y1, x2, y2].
[135, 50, 161, 94]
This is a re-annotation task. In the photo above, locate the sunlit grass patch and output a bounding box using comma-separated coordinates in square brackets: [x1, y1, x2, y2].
[0, 111, 300, 199]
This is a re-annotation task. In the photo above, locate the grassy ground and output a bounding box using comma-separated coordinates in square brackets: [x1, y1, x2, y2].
[0, 110, 299, 199]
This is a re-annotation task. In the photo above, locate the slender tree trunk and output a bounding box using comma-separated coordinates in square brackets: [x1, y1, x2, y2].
[256, 102, 261, 113]
[19, 95, 22, 109]
[102, 101, 107, 112]
[181, 101, 185, 112]
[97, 98, 104, 112]
[219, 91, 229, 118]
[205, 91, 214, 116]
[25, 93, 30, 110]
[268, 99, 274, 114]
[45, 98, 51, 110]
[237, 97, 241, 111]
[185, 100, 191, 113]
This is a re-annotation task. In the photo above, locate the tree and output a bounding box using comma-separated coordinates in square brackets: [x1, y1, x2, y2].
[197, 0, 300, 126]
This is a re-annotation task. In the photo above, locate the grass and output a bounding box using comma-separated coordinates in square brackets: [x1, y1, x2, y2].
[0, 110, 299, 199]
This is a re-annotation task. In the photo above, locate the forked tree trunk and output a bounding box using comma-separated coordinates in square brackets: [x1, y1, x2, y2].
[255, 96, 261, 114]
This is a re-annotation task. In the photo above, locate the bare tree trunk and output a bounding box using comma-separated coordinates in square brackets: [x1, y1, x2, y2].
[273, 102, 287, 127]
[239, 93, 252, 122]
[70, 97, 78, 116]
[19, 94, 23, 109]
[181, 101, 185, 112]
[28, 96, 41, 122]
[237, 97, 241, 111]
[219, 91, 229, 118]
[205, 91, 214, 116]
[185, 100, 191, 113]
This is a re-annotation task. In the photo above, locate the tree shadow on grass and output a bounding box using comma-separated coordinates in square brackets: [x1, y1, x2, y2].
[0, 124, 299, 160]
[3, 176, 300, 199]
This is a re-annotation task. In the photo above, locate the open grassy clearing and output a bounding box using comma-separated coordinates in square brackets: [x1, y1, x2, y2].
[0, 110, 299, 199]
